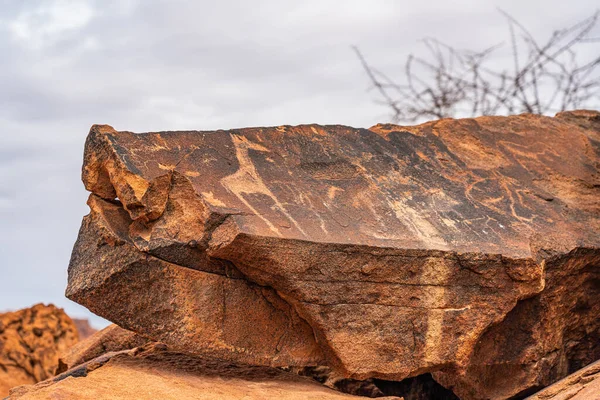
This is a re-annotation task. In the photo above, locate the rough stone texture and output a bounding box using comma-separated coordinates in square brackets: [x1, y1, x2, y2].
[56, 324, 148, 374]
[526, 359, 600, 400]
[8, 344, 402, 400]
[67, 111, 600, 399]
[0, 304, 79, 397]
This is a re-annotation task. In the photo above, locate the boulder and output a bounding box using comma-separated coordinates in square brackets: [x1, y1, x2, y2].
[67, 111, 600, 399]
[8, 344, 402, 400]
[0, 304, 79, 397]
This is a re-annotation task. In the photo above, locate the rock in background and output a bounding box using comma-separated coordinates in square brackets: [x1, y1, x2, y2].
[0, 304, 79, 397]
[71, 319, 97, 341]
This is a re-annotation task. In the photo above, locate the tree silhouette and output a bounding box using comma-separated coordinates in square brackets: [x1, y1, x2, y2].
[355, 11, 600, 123]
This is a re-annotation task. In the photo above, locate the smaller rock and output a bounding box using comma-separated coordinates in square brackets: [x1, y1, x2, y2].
[57, 324, 148, 374]
[9, 344, 403, 400]
[526, 360, 600, 400]
[0, 304, 79, 397]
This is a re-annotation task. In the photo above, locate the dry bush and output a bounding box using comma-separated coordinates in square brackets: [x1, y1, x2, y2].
[355, 11, 600, 122]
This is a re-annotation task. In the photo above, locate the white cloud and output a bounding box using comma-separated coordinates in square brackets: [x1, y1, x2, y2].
[8, 0, 95, 49]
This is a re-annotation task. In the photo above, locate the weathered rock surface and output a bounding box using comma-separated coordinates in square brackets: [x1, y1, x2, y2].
[0, 304, 79, 397]
[56, 324, 148, 374]
[9, 344, 402, 400]
[67, 111, 600, 399]
[526, 359, 600, 400]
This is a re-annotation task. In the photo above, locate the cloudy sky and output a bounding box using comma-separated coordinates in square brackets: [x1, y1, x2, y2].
[0, 0, 597, 327]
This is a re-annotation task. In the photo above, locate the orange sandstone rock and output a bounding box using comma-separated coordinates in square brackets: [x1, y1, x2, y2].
[57, 324, 148, 374]
[0, 304, 79, 397]
[526, 359, 600, 400]
[67, 111, 600, 399]
[8, 344, 402, 400]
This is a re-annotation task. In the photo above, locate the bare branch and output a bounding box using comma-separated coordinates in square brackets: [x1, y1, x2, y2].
[355, 10, 600, 122]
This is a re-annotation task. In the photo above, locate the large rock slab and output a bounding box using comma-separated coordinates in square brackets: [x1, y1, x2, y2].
[8, 344, 401, 400]
[0, 304, 79, 397]
[67, 111, 600, 399]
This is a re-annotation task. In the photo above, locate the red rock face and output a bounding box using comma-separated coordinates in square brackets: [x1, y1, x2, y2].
[67, 111, 600, 399]
[0, 304, 79, 397]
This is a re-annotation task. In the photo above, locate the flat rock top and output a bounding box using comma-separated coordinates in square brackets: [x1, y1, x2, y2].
[84, 111, 600, 259]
